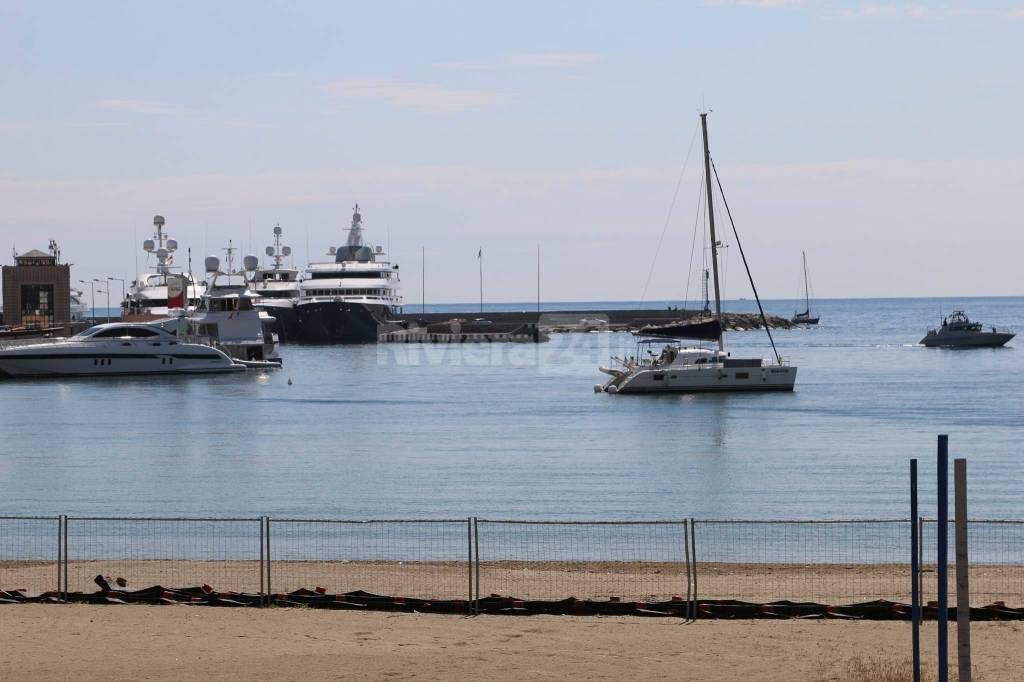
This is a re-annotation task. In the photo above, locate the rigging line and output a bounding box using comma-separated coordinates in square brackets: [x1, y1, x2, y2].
[682, 171, 705, 309]
[710, 158, 782, 365]
[640, 122, 700, 305]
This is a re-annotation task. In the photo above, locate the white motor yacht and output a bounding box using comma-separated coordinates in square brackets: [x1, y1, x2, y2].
[596, 113, 797, 394]
[0, 323, 244, 378]
[179, 246, 282, 364]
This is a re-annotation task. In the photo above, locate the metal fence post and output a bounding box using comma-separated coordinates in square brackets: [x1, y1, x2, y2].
[683, 519, 692, 621]
[954, 459, 971, 682]
[265, 516, 272, 606]
[57, 515, 64, 602]
[937, 435, 949, 682]
[690, 517, 698, 619]
[62, 514, 69, 602]
[259, 516, 266, 606]
[911, 460, 921, 682]
[473, 517, 480, 615]
[466, 517, 473, 614]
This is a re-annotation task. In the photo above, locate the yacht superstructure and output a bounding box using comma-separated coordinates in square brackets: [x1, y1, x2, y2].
[181, 247, 281, 363]
[252, 224, 301, 340]
[294, 205, 402, 343]
[123, 215, 206, 319]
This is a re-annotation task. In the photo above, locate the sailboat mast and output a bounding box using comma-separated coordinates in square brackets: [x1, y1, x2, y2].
[802, 250, 810, 314]
[701, 112, 724, 352]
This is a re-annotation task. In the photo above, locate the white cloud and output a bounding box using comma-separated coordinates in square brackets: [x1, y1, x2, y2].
[95, 99, 186, 115]
[323, 79, 509, 113]
[506, 52, 603, 67]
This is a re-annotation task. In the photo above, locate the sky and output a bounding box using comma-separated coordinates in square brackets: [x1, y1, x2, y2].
[1, 0, 1023, 304]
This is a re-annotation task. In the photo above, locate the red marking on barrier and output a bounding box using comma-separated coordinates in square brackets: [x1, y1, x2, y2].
[994, 601, 1006, 608]
[190, 597, 203, 602]
[698, 603, 712, 615]
[315, 586, 327, 595]
[162, 591, 174, 600]
[42, 591, 58, 599]
[634, 602, 647, 610]
[202, 584, 213, 594]
[671, 595, 683, 602]
[393, 597, 406, 605]
[927, 600, 938, 608]
[274, 593, 286, 600]
[609, 596, 621, 602]
[490, 593, 501, 598]
[513, 601, 524, 609]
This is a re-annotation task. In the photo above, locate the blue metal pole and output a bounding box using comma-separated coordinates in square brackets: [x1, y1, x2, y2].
[937, 434, 949, 682]
[911, 458, 921, 682]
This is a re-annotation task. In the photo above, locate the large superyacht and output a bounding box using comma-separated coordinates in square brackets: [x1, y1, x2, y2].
[294, 205, 402, 343]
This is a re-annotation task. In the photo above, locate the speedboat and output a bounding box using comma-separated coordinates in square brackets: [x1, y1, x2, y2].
[920, 311, 1015, 348]
[0, 323, 244, 378]
[596, 112, 797, 395]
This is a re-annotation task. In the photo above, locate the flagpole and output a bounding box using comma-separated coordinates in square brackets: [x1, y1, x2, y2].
[536, 243, 540, 315]
[478, 247, 483, 313]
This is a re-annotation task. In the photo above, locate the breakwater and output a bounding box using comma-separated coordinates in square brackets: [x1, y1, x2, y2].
[394, 308, 795, 332]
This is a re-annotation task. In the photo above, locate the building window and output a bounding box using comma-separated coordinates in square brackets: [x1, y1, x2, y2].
[20, 284, 55, 328]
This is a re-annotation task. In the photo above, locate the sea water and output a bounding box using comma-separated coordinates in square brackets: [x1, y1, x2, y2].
[0, 297, 1021, 521]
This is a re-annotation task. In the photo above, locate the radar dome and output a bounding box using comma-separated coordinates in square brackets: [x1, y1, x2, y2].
[166, 239, 178, 251]
[328, 246, 337, 255]
[243, 254, 259, 271]
[205, 256, 220, 273]
[355, 246, 373, 262]
[375, 245, 383, 254]
[143, 239, 155, 252]
[156, 248, 169, 260]
[153, 215, 165, 226]
[265, 246, 275, 257]
[282, 246, 292, 256]
[273, 225, 282, 236]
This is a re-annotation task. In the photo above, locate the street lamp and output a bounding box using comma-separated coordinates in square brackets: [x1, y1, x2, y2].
[93, 278, 111, 323]
[78, 279, 95, 320]
[107, 277, 126, 320]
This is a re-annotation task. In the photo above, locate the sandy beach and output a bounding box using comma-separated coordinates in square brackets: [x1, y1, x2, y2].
[1, 605, 1021, 681]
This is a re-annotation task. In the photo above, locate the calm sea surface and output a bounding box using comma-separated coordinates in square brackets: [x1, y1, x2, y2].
[1, 297, 1021, 520]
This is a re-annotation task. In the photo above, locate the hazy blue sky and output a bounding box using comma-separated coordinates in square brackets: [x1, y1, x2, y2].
[2, 0, 1022, 303]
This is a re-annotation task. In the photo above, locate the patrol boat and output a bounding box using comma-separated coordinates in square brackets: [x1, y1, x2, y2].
[920, 311, 1015, 348]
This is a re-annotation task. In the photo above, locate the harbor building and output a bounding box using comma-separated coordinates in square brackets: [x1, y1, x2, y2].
[2, 247, 71, 330]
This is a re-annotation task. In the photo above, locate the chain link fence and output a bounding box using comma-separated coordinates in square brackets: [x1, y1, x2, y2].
[268, 519, 470, 600]
[64, 517, 263, 595]
[475, 520, 691, 601]
[0, 516, 60, 596]
[2, 516, 1024, 608]
[693, 519, 912, 604]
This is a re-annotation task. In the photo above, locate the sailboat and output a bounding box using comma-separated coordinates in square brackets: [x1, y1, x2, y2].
[791, 251, 819, 325]
[595, 113, 797, 394]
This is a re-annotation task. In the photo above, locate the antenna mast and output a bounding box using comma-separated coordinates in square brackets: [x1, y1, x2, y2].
[701, 112, 724, 352]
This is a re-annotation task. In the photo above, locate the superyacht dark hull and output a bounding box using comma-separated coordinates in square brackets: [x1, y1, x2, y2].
[256, 303, 301, 342]
[293, 300, 389, 344]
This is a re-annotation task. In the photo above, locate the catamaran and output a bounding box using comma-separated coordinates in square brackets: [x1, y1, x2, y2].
[596, 113, 797, 394]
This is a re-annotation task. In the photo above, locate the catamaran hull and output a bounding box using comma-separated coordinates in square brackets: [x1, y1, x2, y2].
[600, 365, 797, 394]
